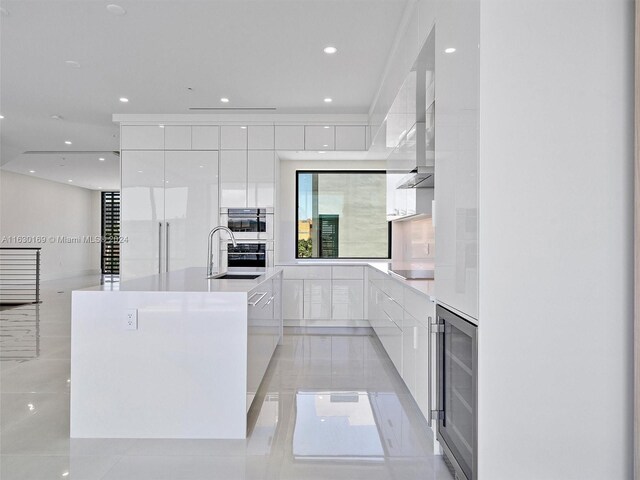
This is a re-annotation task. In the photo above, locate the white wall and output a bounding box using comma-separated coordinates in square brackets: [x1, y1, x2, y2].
[275, 158, 386, 264]
[0, 170, 102, 281]
[477, 0, 634, 478]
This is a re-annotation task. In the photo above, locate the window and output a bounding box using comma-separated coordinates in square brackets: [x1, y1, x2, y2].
[101, 191, 120, 275]
[296, 171, 390, 259]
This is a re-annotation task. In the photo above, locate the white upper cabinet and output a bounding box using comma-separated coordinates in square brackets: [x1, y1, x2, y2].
[305, 125, 335, 150]
[220, 126, 248, 149]
[248, 126, 275, 150]
[121, 125, 164, 150]
[164, 126, 191, 150]
[247, 151, 275, 208]
[220, 150, 248, 207]
[191, 126, 219, 150]
[274, 125, 304, 150]
[335, 126, 366, 151]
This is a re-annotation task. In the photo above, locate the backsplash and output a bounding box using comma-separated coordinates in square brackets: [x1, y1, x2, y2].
[391, 216, 435, 264]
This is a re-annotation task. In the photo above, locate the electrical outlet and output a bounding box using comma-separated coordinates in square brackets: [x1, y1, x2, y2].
[124, 309, 138, 330]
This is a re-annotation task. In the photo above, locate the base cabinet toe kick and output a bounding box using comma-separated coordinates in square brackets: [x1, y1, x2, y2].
[70, 268, 283, 439]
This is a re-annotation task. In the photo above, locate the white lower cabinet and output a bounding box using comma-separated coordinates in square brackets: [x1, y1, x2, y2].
[247, 274, 282, 412]
[303, 279, 331, 320]
[414, 320, 430, 419]
[281, 266, 365, 324]
[331, 280, 364, 320]
[366, 266, 435, 424]
[282, 279, 303, 320]
[402, 312, 417, 398]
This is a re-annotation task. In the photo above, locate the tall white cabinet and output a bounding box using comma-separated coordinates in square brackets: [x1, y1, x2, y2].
[121, 149, 219, 280]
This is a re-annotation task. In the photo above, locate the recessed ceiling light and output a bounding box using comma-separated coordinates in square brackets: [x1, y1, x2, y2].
[0, 115, 4, 119]
[64, 140, 72, 145]
[240, 126, 247, 129]
[220, 97, 230, 103]
[323, 126, 330, 129]
[29, 170, 35, 173]
[119, 97, 129, 103]
[106, 4, 126, 15]
[323, 144, 328, 147]
[444, 47, 456, 54]
[98, 157, 105, 161]
[323, 46, 337, 55]
[65, 60, 80, 68]
[68, 179, 73, 183]
[158, 125, 165, 128]
[324, 98, 332, 103]
[199, 165, 204, 168]
[137, 170, 143, 173]
[50, 115, 63, 120]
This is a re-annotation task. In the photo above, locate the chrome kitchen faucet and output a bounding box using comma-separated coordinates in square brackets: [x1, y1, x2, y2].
[207, 226, 237, 277]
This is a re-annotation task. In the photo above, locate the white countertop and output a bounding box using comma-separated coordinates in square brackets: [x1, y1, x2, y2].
[78, 267, 283, 293]
[277, 261, 436, 299]
[367, 262, 435, 299]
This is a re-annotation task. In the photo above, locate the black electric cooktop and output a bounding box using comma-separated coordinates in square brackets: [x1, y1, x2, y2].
[389, 269, 434, 280]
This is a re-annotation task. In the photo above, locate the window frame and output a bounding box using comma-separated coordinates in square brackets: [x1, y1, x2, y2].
[295, 170, 392, 260]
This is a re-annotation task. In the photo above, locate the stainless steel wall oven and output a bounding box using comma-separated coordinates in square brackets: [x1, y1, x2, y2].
[220, 208, 274, 240]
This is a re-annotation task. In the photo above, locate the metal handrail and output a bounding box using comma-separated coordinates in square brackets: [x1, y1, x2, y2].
[0, 248, 41, 304]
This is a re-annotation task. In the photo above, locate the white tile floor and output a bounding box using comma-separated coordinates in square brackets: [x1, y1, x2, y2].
[0, 276, 453, 480]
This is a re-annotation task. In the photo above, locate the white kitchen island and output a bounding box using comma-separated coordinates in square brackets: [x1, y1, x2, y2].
[70, 267, 283, 439]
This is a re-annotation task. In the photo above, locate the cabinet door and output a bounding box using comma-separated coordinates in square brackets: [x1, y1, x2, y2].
[164, 126, 191, 150]
[220, 151, 247, 207]
[402, 312, 417, 397]
[121, 125, 164, 150]
[305, 126, 335, 150]
[415, 321, 430, 420]
[247, 151, 275, 208]
[164, 151, 219, 272]
[272, 273, 283, 346]
[247, 281, 274, 411]
[335, 126, 366, 151]
[331, 279, 364, 320]
[191, 126, 219, 150]
[220, 125, 248, 149]
[248, 126, 274, 150]
[303, 279, 331, 320]
[275, 126, 304, 150]
[283, 279, 303, 320]
[120, 151, 165, 280]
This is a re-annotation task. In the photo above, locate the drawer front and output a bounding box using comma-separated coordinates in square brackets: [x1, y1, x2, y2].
[332, 266, 364, 279]
[283, 266, 332, 280]
[403, 287, 433, 325]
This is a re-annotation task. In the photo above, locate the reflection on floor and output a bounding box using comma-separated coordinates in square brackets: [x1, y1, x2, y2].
[0, 275, 453, 480]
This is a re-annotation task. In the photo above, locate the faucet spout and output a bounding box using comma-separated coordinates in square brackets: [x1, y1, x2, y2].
[207, 226, 237, 277]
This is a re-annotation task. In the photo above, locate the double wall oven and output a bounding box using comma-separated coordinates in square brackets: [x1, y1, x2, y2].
[434, 305, 477, 480]
[219, 208, 274, 271]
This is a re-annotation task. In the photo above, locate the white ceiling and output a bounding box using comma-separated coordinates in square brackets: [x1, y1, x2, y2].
[0, 0, 408, 190]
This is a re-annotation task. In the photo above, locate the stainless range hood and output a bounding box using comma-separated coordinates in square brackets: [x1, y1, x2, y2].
[396, 165, 434, 189]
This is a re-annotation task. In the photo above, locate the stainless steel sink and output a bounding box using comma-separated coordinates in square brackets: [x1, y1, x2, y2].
[209, 273, 262, 280]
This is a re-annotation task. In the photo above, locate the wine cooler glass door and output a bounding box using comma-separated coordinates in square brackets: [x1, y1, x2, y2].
[436, 305, 477, 480]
